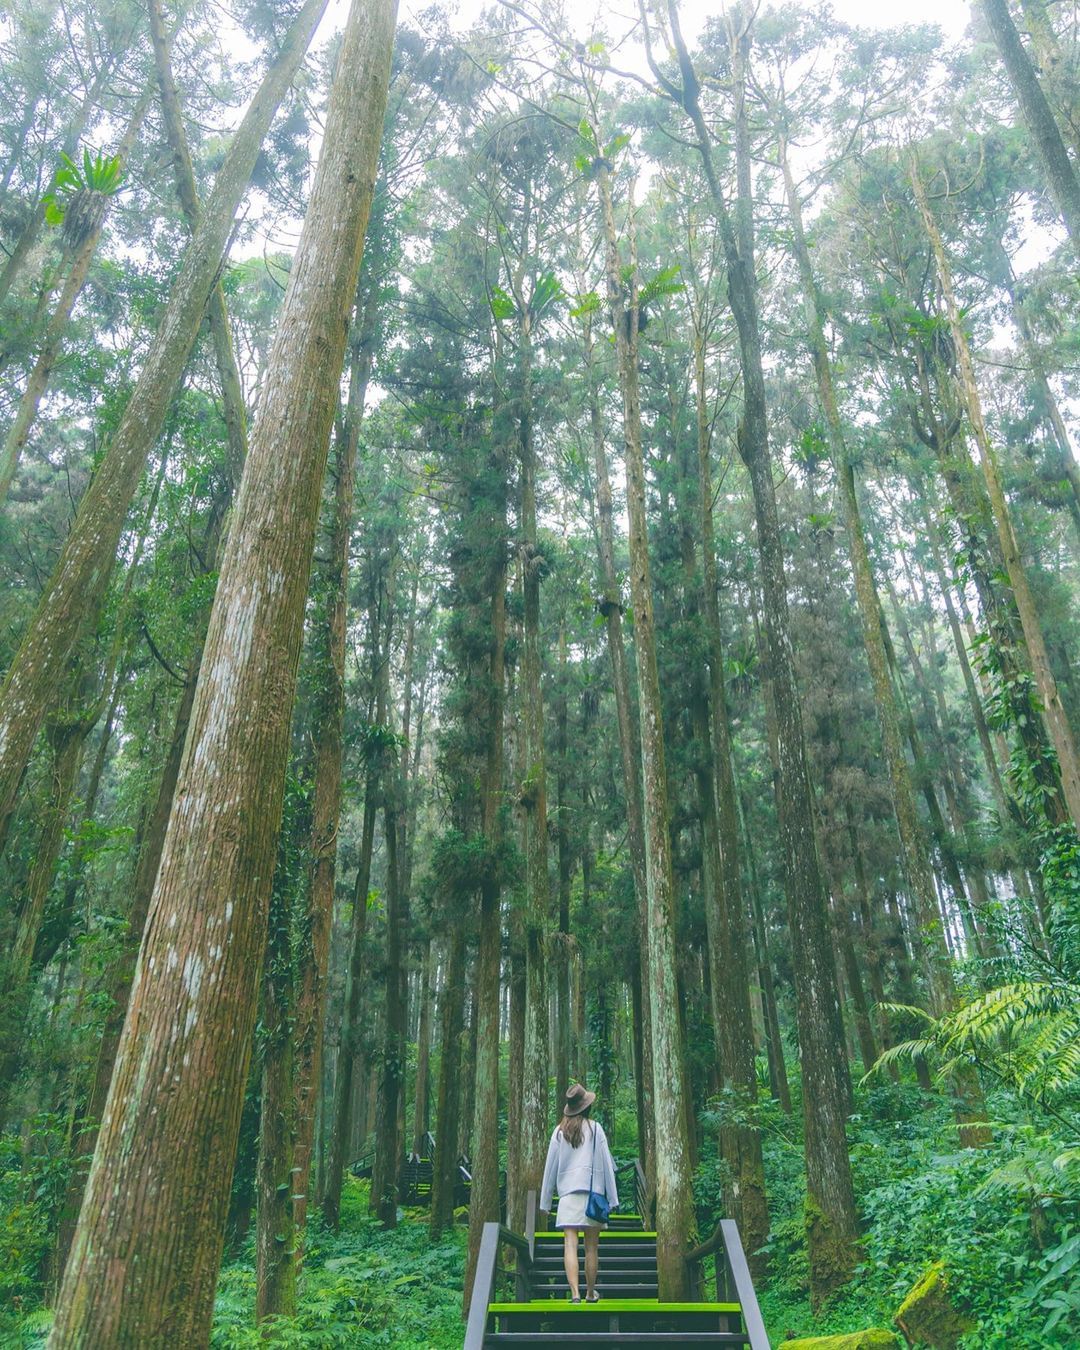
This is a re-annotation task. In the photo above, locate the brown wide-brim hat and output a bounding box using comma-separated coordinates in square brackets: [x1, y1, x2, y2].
[563, 1083, 596, 1116]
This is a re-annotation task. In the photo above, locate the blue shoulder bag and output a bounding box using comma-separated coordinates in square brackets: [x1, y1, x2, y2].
[585, 1122, 611, 1223]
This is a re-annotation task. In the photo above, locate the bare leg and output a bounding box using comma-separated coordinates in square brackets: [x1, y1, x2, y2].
[563, 1227, 580, 1299]
[584, 1226, 600, 1299]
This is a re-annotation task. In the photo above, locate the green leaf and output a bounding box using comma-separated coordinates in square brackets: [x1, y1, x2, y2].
[490, 284, 516, 320]
[637, 262, 684, 308]
[529, 270, 564, 319]
[569, 291, 600, 319]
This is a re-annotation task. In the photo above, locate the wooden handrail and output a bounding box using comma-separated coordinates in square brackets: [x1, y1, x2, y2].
[685, 1219, 769, 1350]
[633, 1157, 653, 1225]
[463, 1220, 533, 1350]
[524, 1187, 538, 1264]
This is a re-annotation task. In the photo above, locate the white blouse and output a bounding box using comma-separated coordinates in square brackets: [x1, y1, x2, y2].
[539, 1119, 619, 1212]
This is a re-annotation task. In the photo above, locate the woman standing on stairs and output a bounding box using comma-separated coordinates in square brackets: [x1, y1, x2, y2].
[539, 1083, 619, 1303]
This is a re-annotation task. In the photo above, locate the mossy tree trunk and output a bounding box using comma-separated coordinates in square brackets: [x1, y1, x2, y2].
[48, 5, 396, 1340]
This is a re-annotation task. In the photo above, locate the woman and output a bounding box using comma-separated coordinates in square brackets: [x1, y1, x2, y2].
[539, 1083, 618, 1303]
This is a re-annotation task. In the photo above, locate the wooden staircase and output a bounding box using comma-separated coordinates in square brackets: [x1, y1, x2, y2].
[350, 1131, 472, 1208]
[465, 1172, 770, 1349]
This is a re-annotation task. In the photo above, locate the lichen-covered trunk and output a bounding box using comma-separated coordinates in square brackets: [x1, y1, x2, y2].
[0, 61, 113, 311]
[255, 870, 297, 1323]
[670, 16, 858, 1302]
[373, 740, 407, 1226]
[429, 924, 466, 1239]
[292, 396, 362, 1247]
[465, 466, 508, 1306]
[737, 779, 791, 1111]
[517, 314, 552, 1210]
[55, 660, 199, 1273]
[412, 942, 433, 1154]
[581, 314, 655, 1191]
[690, 333, 769, 1272]
[48, 5, 396, 1341]
[595, 160, 695, 1300]
[323, 592, 385, 1231]
[0, 0, 329, 863]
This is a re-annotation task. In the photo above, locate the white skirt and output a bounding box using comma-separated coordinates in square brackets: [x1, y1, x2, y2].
[555, 1191, 606, 1229]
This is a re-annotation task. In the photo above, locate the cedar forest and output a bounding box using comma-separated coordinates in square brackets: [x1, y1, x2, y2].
[1, 0, 1079, 1346]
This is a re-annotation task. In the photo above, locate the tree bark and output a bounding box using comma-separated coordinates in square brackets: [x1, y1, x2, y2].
[429, 924, 466, 1239]
[594, 157, 696, 1299]
[464, 450, 508, 1305]
[979, 0, 1080, 247]
[49, 5, 396, 1340]
[911, 165, 1080, 831]
[690, 327, 768, 1272]
[651, 3, 858, 1300]
[579, 295, 656, 1194]
[323, 587, 386, 1232]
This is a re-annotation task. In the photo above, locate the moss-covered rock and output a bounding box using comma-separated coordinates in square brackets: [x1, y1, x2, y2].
[782, 1332, 901, 1349]
[895, 1261, 975, 1348]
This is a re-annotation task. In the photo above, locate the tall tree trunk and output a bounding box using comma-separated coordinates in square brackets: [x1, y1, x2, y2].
[594, 158, 696, 1299]
[911, 166, 1080, 830]
[372, 628, 408, 1227]
[429, 923, 466, 1239]
[738, 785, 791, 1113]
[255, 846, 298, 1322]
[579, 300, 655, 1192]
[0, 87, 153, 501]
[292, 285, 373, 1252]
[0, 704, 86, 1119]
[978, 0, 1080, 247]
[652, 3, 858, 1300]
[553, 629, 572, 1109]
[517, 308, 552, 1209]
[49, 7, 396, 1340]
[778, 131, 962, 1013]
[323, 595, 385, 1232]
[146, 0, 248, 482]
[465, 451, 508, 1304]
[412, 941, 433, 1154]
[0, 60, 115, 310]
[690, 327, 768, 1271]
[0, 0, 329, 862]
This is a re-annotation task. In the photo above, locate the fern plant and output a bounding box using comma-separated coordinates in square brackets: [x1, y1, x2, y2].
[41, 148, 125, 248]
[870, 978, 1080, 1128]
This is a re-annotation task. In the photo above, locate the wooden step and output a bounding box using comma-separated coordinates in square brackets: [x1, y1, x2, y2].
[530, 1286, 661, 1299]
[533, 1250, 656, 1261]
[489, 1300, 741, 1316]
[484, 1335, 751, 1346]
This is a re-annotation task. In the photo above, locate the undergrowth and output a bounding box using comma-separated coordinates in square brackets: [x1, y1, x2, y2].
[697, 1074, 1079, 1346]
[212, 1180, 465, 1348]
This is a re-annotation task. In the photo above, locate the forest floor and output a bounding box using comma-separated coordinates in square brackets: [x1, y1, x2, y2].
[3, 1081, 1076, 1346]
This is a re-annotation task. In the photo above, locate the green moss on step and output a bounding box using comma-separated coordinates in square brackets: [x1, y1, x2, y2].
[487, 1300, 741, 1313]
[895, 1261, 974, 1349]
[782, 1332, 901, 1350]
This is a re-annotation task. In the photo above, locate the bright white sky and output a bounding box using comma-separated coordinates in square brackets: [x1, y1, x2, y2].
[310, 0, 975, 57]
[394, 0, 974, 43]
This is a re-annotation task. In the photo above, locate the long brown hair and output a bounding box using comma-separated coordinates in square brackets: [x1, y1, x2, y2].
[559, 1105, 592, 1149]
